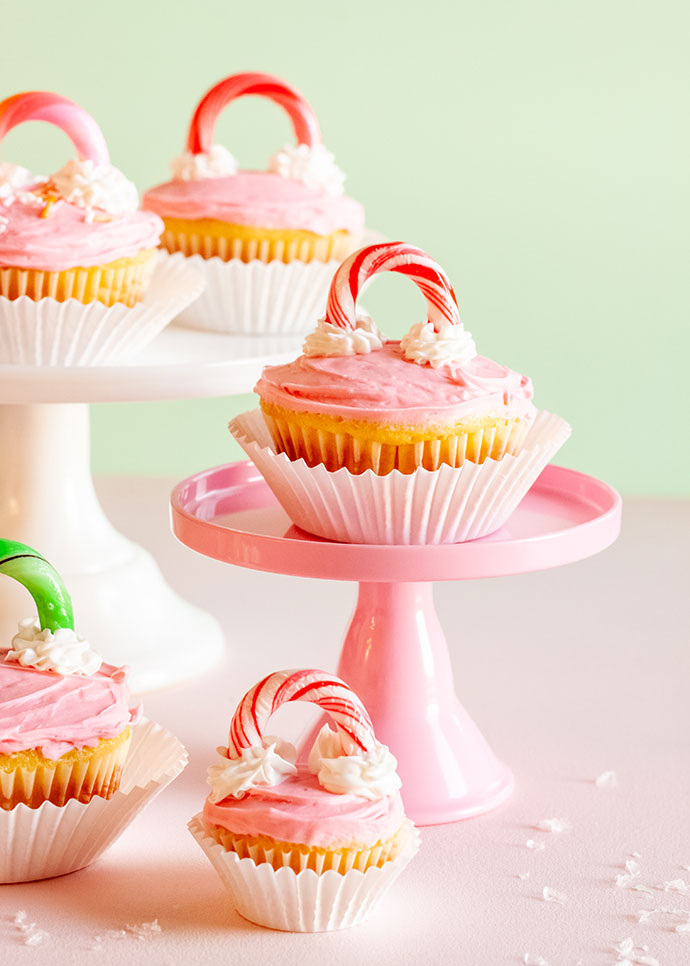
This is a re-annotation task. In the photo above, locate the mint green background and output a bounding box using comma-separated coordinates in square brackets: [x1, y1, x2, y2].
[4, 1, 687, 494]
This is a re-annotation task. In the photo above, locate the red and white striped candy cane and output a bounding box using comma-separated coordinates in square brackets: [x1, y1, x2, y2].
[186, 71, 321, 156]
[228, 669, 376, 758]
[0, 91, 109, 166]
[325, 242, 460, 334]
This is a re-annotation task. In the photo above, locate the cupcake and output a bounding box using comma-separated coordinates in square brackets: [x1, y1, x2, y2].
[189, 668, 419, 931]
[231, 241, 571, 543]
[142, 71, 365, 334]
[0, 91, 162, 307]
[0, 539, 140, 810]
[0, 91, 203, 366]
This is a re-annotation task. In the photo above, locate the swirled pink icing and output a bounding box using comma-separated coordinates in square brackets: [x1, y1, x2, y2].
[203, 764, 404, 848]
[0, 193, 163, 271]
[0, 650, 141, 760]
[142, 171, 364, 235]
[255, 342, 534, 426]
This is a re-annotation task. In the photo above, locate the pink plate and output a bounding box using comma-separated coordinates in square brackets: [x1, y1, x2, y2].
[171, 461, 621, 582]
[171, 461, 621, 826]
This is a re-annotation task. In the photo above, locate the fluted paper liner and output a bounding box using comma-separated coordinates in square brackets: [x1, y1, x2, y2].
[189, 815, 420, 932]
[0, 719, 188, 883]
[167, 252, 339, 334]
[0, 253, 203, 365]
[230, 408, 571, 544]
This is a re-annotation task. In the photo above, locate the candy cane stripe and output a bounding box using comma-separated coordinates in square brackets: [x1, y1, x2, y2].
[325, 242, 460, 334]
[0, 91, 109, 167]
[186, 72, 321, 156]
[227, 669, 376, 758]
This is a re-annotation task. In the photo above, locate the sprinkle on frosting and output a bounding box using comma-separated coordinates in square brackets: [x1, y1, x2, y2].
[307, 724, 402, 801]
[5, 617, 102, 676]
[207, 737, 297, 802]
[267, 142, 345, 195]
[303, 312, 384, 357]
[400, 319, 477, 369]
[46, 159, 139, 216]
[170, 144, 238, 181]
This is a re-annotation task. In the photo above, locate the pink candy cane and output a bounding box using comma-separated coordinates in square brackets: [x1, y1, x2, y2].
[0, 91, 109, 166]
[185, 71, 322, 155]
[228, 669, 376, 758]
[326, 242, 460, 333]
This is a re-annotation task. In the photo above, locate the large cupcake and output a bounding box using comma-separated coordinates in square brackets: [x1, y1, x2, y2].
[0, 91, 162, 307]
[189, 668, 419, 931]
[231, 241, 571, 543]
[0, 539, 140, 809]
[0, 91, 202, 366]
[0, 539, 188, 883]
[143, 71, 365, 334]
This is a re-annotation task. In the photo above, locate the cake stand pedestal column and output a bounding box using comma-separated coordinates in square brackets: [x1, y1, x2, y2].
[335, 582, 512, 823]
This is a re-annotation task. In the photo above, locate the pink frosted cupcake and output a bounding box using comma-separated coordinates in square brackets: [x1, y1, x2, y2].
[143, 72, 365, 333]
[0, 91, 202, 366]
[231, 242, 571, 543]
[189, 668, 419, 931]
[0, 539, 188, 884]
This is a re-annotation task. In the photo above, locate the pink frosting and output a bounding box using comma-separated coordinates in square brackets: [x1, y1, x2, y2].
[0, 193, 163, 271]
[142, 171, 364, 235]
[203, 764, 404, 849]
[0, 651, 141, 760]
[256, 342, 534, 426]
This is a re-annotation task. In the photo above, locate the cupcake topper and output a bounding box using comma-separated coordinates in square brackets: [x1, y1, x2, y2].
[228, 668, 376, 758]
[0, 539, 74, 632]
[186, 72, 322, 155]
[325, 242, 460, 334]
[0, 91, 110, 166]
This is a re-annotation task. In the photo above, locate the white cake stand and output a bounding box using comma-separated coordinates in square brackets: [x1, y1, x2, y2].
[0, 326, 301, 692]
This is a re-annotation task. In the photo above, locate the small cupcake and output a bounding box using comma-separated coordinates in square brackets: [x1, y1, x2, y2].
[143, 71, 365, 334]
[231, 242, 571, 543]
[189, 668, 419, 932]
[0, 540, 140, 809]
[0, 92, 162, 307]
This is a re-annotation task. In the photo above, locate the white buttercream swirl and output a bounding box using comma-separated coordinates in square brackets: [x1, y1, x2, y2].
[267, 142, 345, 196]
[5, 617, 102, 676]
[308, 724, 402, 801]
[47, 159, 139, 216]
[170, 144, 238, 181]
[303, 313, 384, 357]
[207, 736, 297, 803]
[0, 163, 40, 206]
[400, 319, 477, 369]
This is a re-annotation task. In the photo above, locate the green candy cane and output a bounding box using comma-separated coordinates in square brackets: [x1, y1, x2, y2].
[0, 539, 74, 633]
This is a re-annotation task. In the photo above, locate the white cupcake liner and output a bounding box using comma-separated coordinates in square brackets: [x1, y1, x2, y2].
[0, 253, 204, 366]
[167, 252, 339, 335]
[0, 719, 188, 883]
[230, 408, 571, 544]
[189, 815, 420, 932]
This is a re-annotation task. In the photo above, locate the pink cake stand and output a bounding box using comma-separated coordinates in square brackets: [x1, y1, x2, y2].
[171, 461, 621, 826]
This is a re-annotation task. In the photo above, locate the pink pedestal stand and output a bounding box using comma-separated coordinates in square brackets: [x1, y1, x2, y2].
[171, 462, 621, 826]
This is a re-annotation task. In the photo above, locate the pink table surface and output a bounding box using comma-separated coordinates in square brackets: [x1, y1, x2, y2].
[1, 478, 688, 966]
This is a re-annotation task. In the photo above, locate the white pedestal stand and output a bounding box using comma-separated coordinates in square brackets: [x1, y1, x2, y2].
[0, 327, 301, 691]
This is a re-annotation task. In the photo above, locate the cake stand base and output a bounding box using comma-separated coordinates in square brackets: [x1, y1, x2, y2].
[0, 403, 224, 691]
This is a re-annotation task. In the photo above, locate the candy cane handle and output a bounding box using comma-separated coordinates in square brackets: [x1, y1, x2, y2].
[186, 71, 321, 155]
[228, 669, 376, 758]
[0, 539, 74, 633]
[326, 242, 460, 333]
[0, 91, 109, 166]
